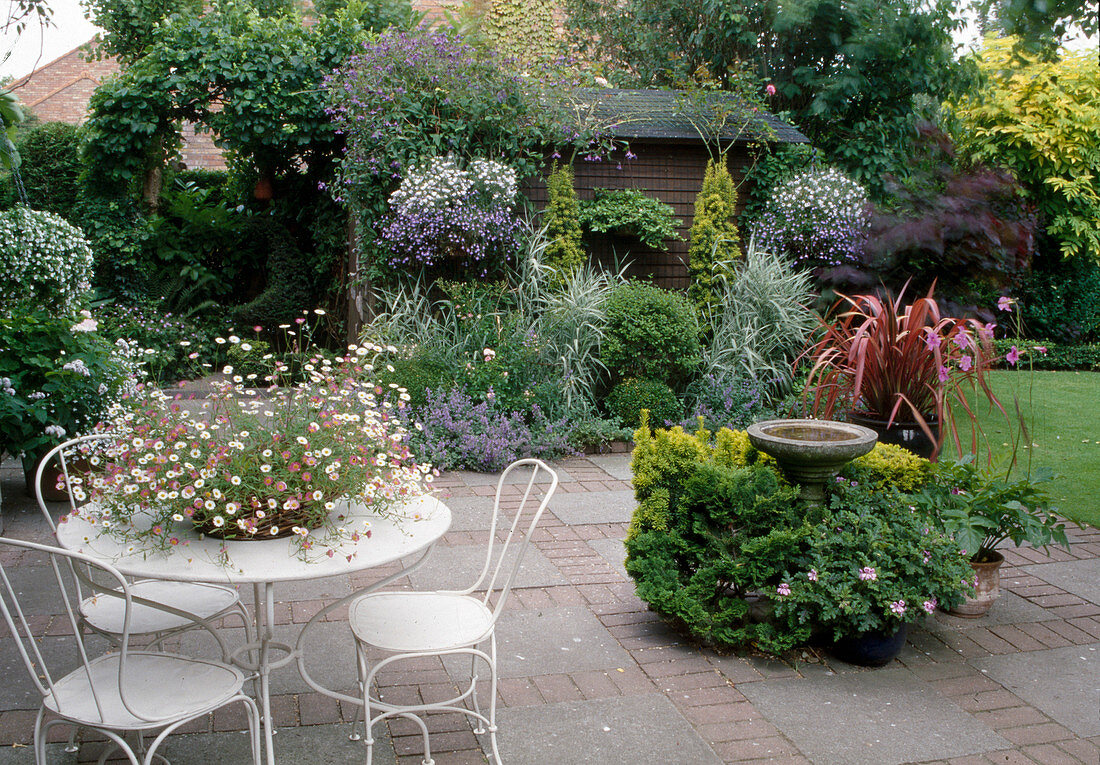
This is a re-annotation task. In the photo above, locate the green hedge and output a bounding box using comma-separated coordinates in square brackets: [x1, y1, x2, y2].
[993, 339, 1100, 370]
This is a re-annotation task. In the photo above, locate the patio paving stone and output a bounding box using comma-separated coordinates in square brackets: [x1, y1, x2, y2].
[1020, 559, 1100, 605]
[549, 490, 636, 526]
[446, 606, 634, 680]
[583, 453, 634, 482]
[493, 694, 722, 764]
[406, 543, 565, 591]
[738, 666, 1010, 764]
[972, 643, 1100, 737]
[585, 537, 629, 580]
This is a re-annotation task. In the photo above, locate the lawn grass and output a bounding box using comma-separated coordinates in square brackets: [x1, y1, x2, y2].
[950, 370, 1100, 530]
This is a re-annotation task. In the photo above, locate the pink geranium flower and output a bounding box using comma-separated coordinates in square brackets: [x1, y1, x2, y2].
[1006, 346, 1019, 366]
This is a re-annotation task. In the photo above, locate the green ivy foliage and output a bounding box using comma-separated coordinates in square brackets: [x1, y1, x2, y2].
[687, 158, 741, 321]
[478, 0, 560, 65]
[542, 163, 586, 278]
[577, 188, 681, 250]
[601, 281, 701, 387]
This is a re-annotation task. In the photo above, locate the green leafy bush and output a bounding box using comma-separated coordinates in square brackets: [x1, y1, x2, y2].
[95, 301, 217, 383]
[542, 163, 586, 278]
[0, 310, 138, 463]
[1020, 255, 1100, 343]
[688, 158, 741, 320]
[991, 339, 1100, 371]
[626, 459, 808, 652]
[602, 281, 701, 386]
[607, 378, 681, 428]
[772, 484, 972, 641]
[578, 187, 681, 250]
[0, 122, 82, 217]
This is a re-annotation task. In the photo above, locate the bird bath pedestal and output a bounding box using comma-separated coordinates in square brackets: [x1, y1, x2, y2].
[747, 419, 878, 505]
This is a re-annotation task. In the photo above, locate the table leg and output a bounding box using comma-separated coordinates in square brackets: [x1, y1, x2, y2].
[255, 582, 276, 765]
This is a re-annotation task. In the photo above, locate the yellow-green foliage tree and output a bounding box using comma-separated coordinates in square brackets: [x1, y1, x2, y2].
[688, 158, 742, 320]
[948, 37, 1100, 259]
[542, 163, 586, 277]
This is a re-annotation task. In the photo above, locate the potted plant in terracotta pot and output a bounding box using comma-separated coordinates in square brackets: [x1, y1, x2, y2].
[915, 457, 1072, 617]
[800, 284, 1001, 459]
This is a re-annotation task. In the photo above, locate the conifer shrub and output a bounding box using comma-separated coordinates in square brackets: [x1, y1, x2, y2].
[688, 158, 742, 320]
[542, 163, 586, 278]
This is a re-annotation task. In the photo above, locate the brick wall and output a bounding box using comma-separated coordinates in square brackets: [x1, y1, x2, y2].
[525, 141, 758, 291]
[7, 45, 118, 124]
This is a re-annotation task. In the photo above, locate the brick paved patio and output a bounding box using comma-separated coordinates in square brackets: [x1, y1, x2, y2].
[2, 453, 1098, 764]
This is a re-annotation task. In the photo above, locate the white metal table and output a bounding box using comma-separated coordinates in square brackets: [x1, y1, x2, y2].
[55, 495, 452, 764]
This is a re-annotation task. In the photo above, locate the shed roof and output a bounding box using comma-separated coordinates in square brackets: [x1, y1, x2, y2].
[580, 88, 809, 144]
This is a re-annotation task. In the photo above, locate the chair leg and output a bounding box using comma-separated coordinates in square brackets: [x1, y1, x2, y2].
[469, 651, 484, 735]
[486, 634, 502, 765]
[33, 708, 47, 765]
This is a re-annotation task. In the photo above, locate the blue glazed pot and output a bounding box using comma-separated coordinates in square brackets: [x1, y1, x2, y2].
[831, 623, 908, 667]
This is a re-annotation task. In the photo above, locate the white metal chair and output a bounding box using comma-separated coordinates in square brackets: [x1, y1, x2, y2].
[0, 536, 262, 765]
[35, 434, 251, 660]
[347, 458, 559, 765]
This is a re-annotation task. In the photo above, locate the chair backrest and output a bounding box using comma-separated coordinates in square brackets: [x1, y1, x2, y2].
[34, 433, 112, 532]
[456, 458, 558, 621]
[0, 537, 163, 725]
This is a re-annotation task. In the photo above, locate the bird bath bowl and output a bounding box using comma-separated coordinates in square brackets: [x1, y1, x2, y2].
[747, 419, 878, 505]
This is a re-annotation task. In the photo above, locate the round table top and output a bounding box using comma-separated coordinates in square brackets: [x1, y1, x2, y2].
[55, 495, 451, 585]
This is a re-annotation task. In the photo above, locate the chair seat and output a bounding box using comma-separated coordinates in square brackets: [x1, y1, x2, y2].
[81, 580, 239, 634]
[44, 651, 245, 730]
[349, 591, 494, 653]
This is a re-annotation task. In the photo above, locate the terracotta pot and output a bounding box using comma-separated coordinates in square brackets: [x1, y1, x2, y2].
[23, 455, 92, 503]
[193, 501, 323, 540]
[831, 623, 908, 667]
[849, 412, 938, 459]
[948, 551, 1004, 618]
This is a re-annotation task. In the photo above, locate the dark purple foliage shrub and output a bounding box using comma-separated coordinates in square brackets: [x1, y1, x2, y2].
[826, 125, 1036, 311]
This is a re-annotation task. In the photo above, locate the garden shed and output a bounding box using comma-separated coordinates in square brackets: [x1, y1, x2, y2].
[526, 89, 809, 290]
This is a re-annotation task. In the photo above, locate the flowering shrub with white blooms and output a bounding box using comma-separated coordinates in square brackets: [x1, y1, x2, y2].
[0, 206, 94, 316]
[0, 310, 142, 464]
[70, 345, 435, 558]
[381, 155, 522, 275]
[752, 168, 870, 269]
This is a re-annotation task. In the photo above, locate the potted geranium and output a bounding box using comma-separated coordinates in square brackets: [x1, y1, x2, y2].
[915, 457, 1071, 617]
[74, 345, 434, 557]
[801, 284, 1001, 459]
[773, 481, 974, 665]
